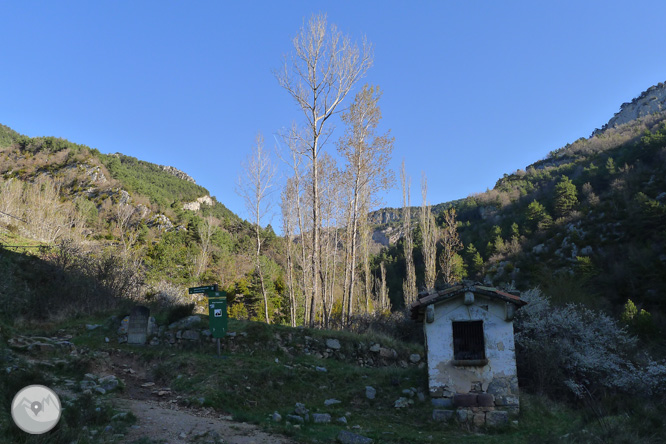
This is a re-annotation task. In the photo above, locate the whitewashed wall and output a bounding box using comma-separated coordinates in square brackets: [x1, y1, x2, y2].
[424, 294, 518, 397]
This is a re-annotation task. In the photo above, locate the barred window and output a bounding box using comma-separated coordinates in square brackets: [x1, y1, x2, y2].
[452, 321, 485, 361]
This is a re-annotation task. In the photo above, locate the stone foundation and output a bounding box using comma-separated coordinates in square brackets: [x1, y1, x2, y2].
[430, 375, 519, 427]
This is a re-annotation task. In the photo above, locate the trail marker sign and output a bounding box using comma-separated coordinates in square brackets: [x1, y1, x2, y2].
[188, 285, 218, 294]
[208, 292, 228, 339]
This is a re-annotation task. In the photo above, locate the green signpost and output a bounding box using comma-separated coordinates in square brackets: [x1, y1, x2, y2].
[207, 292, 228, 338]
[188, 285, 227, 355]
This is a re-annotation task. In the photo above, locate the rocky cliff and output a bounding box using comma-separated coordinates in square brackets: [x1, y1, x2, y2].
[593, 81, 666, 135]
[160, 165, 196, 184]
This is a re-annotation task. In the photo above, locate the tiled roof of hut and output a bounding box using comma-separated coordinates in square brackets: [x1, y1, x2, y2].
[410, 282, 527, 321]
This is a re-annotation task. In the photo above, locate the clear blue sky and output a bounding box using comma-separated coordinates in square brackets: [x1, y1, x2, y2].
[2, 1, 666, 225]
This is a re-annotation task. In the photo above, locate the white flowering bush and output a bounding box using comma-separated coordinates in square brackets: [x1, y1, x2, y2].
[515, 288, 666, 397]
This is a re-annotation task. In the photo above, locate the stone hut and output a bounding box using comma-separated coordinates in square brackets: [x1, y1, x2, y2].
[410, 283, 527, 426]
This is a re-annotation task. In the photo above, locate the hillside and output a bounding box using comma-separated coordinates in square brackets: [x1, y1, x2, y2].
[0, 124, 285, 322]
[373, 83, 666, 334]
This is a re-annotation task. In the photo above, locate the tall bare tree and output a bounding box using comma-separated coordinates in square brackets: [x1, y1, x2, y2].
[281, 178, 298, 327]
[420, 173, 438, 291]
[440, 208, 463, 285]
[338, 85, 394, 323]
[276, 13, 372, 327]
[195, 216, 216, 279]
[237, 133, 275, 323]
[115, 201, 138, 255]
[378, 261, 390, 312]
[401, 161, 417, 306]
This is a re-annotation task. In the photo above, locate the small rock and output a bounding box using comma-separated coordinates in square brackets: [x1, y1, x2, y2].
[315, 366, 327, 372]
[294, 403, 309, 416]
[312, 413, 331, 423]
[179, 432, 187, 439]
[272, 412, 282, 422]
[141, 382, 155, 388]
[394, 397, 412, 408]
[365, 386, 376, 400]
[337, 430, 374, 444]
[379, 347, 397, 359]
[111, 412, 128, 421]
[325, 398, 342, 406]
[326, 339, 341, 350]
[369, 343, 381, 353]
[337, 416, 348, 424]
[86, 324, 100, 331]
[99, 375, 119, 392]
[105, 337, 110, 343]
[286, 414, 304, 424]
[409, 353, 421, 363]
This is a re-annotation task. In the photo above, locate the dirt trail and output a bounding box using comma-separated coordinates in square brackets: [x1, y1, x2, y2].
[116, 398, 296, 444]
[100, 350, 298, 444]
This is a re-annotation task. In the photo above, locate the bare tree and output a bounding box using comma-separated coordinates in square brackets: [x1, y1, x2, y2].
[281, 178, 298, 327]
[195, 216, 216, 279]
[401, 161, 417, 306]
[440, 208, 463, 285]
[420, 173, 438, 291]
[237, 133, 276, 323]
[338, 85, 394, 323]
[115, 201, 138, 255]
[378, 261, 390, 312]
[280, 129, 312, 325]
[276, 13, 372, 327]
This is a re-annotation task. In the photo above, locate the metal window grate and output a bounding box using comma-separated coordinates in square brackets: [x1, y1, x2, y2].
[452, 320, 485, 361]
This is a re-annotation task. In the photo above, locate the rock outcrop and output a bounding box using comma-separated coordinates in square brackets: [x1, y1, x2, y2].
[594, 81, 666, 135]
[160, 165, 196, 184]
[182, 195, 214, 211]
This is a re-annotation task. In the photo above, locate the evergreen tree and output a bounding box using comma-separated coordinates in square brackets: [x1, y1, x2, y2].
[554, 175, 578, 218]
[526, 200, 553, 231]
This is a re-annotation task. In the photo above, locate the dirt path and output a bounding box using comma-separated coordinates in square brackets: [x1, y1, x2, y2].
[100, 350, 299, 444]
[116, 398, 297, 444]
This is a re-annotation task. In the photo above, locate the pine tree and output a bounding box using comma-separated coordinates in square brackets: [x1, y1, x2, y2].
[554, 175, 578, 218]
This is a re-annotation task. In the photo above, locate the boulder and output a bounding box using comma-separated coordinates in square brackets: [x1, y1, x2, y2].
[181, 330, 200, 341]
[326, 339, 341, 350]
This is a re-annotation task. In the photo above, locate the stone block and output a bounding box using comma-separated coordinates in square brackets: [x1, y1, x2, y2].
[432, 409, 454, 422]
[453, 393, 478, 408]
[477, 393, 495, 407]
[494, 395, 519, 406]
[431, 398, 453, 408]
[473, 413, 485, 427]
[455, 409, 469, 423]
[485, 410, 509, 426]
